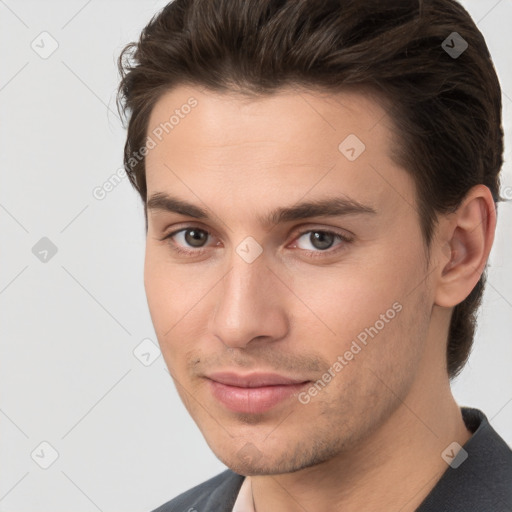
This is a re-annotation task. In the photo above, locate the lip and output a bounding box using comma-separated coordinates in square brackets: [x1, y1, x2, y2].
[207, 371, 308, 387]
[206, 372, 310, 414]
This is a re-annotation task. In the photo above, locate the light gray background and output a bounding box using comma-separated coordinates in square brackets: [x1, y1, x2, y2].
[0, 1, 511, 511]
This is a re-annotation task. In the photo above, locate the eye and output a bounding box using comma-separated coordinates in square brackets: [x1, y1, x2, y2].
[290, 229, 351, 256]
[162, 226, 214, 256]
[160, 225, 352, 258]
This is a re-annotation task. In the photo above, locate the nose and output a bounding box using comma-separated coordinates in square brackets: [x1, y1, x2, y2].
[209, 252, 289, 349]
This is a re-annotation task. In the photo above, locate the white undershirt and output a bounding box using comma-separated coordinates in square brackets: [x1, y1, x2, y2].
[232, 476, 255, 512]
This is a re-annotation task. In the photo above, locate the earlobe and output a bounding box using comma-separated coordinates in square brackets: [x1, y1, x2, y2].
[434, 185, 496, 308]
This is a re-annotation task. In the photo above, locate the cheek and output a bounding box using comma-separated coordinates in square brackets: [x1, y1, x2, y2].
[285, 246, 427, 385]
[144, 244, 201, 325]
[144, 247, 172, 331]
[143, 245, 217, 364]
[144, 247, 188, 352]
[287, 260, 404, 345]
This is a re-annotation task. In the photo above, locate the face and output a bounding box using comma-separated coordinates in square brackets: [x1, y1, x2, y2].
[143, 84, 437, 475]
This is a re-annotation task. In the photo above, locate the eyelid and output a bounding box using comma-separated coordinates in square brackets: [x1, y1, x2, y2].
[159, 222, 217, 244]
[160, 221, 353, 239]
[290, 225, 354, 244]
[160, 222, 353, 256]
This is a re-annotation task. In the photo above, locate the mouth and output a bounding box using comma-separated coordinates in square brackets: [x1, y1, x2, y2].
[205, 372, 311, 414]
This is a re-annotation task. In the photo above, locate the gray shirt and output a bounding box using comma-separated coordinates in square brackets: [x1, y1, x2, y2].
[151, 407, 512, 511]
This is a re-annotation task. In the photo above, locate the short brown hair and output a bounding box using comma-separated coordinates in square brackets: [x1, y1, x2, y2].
[117, 0, 504, 379]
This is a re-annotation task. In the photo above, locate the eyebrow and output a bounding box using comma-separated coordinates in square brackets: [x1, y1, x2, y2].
[146, 192, 377, 228]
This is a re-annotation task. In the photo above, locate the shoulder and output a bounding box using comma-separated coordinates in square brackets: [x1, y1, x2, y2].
[417, 407, 512, 511]
[150, 469, 245, 512]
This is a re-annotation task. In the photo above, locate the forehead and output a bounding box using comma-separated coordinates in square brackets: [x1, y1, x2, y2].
[144, 84, 414, 226]
[146, 84, 393, 152]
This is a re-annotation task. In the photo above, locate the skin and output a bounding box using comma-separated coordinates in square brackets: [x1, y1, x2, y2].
[143, 84, 496, 511]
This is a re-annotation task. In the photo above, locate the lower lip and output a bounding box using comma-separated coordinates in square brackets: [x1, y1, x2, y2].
[207, 379, 309, 414]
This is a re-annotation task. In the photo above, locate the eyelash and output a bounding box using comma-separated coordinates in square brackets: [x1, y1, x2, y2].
[159, 225, 352, 259]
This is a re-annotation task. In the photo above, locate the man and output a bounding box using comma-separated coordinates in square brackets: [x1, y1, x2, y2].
[116, 0, 512, 510]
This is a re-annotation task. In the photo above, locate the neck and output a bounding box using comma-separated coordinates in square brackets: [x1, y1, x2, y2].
[250, 366, 471, 512]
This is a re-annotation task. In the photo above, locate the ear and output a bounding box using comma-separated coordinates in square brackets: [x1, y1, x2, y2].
[434, 185, 497, 308]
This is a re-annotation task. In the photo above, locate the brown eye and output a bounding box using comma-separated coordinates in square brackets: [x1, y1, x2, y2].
[183, 228, 209, 248]
[293, 229, 349, 253]
[308, 231, 336, 250]
[161, 226, 214, 256]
